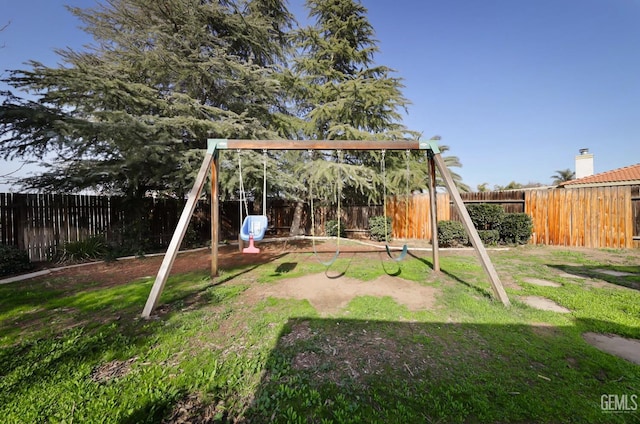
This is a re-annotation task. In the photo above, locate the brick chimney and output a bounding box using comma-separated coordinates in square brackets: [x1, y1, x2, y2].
[575, 148, 594, 179]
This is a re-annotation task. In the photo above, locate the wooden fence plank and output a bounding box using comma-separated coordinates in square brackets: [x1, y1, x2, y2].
[546, 190, 554, 245]
[597, 187, 604, 248]
[576, 188, 584, 247]
[538, 190, 548, 245]
[611, 187, 619, 248]
[624, 187, 633, 248]
[617, 186, 627, 248]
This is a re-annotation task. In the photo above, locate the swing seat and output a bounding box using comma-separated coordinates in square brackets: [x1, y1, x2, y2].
[240, 215, 268, 242]
[385, 244, 408, 261]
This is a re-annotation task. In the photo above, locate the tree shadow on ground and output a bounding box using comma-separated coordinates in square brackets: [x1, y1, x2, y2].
[146, 316, 640, 424]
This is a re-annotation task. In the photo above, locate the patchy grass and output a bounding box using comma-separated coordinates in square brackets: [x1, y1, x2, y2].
[1, 246, 639, 423]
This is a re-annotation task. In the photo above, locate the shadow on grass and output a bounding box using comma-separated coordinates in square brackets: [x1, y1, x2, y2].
[380, 258, 402, 277]
[236, 317, 640, 423]
[274, 262, 298, 274]
[214, 253, 289, 285]
[548, 264, 640, 291]
[408, 252, 493, 300]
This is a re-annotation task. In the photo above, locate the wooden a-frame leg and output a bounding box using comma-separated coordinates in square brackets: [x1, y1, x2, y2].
[428, 153, 440, 272]
[211, 154, 219, 277]
[431, 152, 511, 306]
[142, 151, 215, 318]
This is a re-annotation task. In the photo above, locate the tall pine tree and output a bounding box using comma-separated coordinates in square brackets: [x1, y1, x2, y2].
[0, 0, 294, 199]
[294, 0, 414, 141]
[291, 0, 469, 208]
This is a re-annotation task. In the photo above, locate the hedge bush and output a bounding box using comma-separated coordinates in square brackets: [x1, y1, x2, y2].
[500, 213, 533, 245]
[466, 203, 504, 230]
[437, 221, 468, 247]
[478, 229, 500, 246]
[0, 244, 33, 277]
[325, 219, 346, 238]
[369, 216, 392, 242]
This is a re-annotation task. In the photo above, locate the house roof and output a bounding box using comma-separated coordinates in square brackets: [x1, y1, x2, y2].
[559, 163, 640, 187]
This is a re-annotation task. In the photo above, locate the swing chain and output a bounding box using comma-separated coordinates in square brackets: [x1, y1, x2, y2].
[336, 150, 342, 244]
[237, 149, 249, 218]
[307, 150, 315, 239]
[405, 149, 411, 237]
[262, 149, 267, 215]
[381, 149, 389, 243]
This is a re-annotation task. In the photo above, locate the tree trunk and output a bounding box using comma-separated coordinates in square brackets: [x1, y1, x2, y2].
[289, 201, 306, 236]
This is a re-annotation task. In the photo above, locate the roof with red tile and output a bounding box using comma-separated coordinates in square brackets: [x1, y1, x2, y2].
[559, 163, 640, 187]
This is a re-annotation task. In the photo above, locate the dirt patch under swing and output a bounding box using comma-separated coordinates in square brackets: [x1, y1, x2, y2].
[244, 273, 439, 315]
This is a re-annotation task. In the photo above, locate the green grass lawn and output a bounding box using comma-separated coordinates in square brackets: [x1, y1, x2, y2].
[1, 246, 639, 423]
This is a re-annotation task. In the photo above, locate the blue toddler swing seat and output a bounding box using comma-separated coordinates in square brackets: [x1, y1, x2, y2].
[237, 149, 269, 254]
[240, 215, 268, 253]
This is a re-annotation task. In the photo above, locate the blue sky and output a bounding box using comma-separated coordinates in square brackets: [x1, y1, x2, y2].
[1, 0, 639, 191]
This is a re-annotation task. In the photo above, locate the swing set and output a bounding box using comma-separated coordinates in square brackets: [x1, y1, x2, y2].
[141, 139, 511, 318]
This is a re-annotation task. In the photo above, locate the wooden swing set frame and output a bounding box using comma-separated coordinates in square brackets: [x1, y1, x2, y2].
[141, 139, 510, 318]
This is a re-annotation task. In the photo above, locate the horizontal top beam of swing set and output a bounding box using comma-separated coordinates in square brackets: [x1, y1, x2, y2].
[207, 138, 440, 153]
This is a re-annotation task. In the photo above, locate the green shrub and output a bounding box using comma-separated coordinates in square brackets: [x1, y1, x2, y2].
[57, 235, 107, 264]
[500, 213, 533, 245]
[478, 229, 500, 246]
[369, 216, 392, 242]
[325, 219, 346, 238]
[0, 244, 33, 277]
[466, 203, 504, 230]
[437, 221, 468, 247]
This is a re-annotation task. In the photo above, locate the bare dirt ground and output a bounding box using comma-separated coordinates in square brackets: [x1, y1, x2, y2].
[244, 273, 438, 315]
[33, 238, 433, 288]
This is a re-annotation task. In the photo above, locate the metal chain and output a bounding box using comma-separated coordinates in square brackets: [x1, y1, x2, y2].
[237, 149, 249, 218]
[262, 149, 267, 215]
[381, 150, 389, 243]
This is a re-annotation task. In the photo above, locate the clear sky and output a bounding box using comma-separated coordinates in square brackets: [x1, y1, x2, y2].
[1, 0, 639, 191]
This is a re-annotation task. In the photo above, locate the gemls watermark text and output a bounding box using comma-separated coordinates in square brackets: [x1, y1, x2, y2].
[601, 394, 638, 413]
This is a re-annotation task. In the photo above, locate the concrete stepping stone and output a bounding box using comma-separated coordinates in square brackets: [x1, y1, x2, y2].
[556, 272, 587, 280]
[583, 332, 640, 365]
[523, 278, 561, 287]
[594, 269, 636, 277]
[521, 296, 570, 313]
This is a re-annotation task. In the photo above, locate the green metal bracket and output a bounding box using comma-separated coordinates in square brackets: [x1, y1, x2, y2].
[207, 138, 228, 153]
[420, 139, 440, 154]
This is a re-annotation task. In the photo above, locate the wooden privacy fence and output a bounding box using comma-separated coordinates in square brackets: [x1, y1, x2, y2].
[2, 185, 638, 261]
[387, 186, 638, 249]
[387, 190, 530, 240]
[0, 193, 212, 261]
[386, 194, 450, 240]
[0, 193, 120, 262]
[526, 186, 634, 248]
